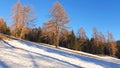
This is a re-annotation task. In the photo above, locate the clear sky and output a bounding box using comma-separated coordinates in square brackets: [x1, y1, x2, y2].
[0, 0, 120, 40]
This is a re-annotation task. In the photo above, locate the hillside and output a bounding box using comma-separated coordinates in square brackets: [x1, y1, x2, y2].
[0, 37, 120, 68]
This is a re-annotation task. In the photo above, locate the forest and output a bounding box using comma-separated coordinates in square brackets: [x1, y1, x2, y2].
[0, 1, 120, 59]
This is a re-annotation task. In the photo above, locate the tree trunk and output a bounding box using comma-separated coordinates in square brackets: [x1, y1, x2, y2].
[56, 32, 59, 48]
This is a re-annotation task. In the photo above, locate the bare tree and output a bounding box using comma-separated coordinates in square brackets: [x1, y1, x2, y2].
[99, 32, 106, 43]
[10, 0, 36, 38]
[78, 27, 87, 50]
[93, 27, 100, 47]
[107, 31, 117, 56]
[20, 5, 36, 38]
[10, 0, 23, 37]
[92, 27, 106, 54]
[45, 1, 69, 48]
[78, 27, 87, 42]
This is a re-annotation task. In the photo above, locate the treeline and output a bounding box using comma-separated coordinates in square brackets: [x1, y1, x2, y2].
[1, 17, 120, 58]
[0, 0, 120, 59]
[0, 18, 10, 35]
[23, 26, 120, 58]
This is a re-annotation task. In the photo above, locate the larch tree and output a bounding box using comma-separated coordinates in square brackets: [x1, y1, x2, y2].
[20, 5, 36, 39]
[43, 21, 55, 44]
[98, 32, 106, 54]
[92, 27, 104, 54]
[10, 0, 23, 37]
[60, 29, 69, 42]
[45, 1, 69, 48]
[78, 27, 87, 43]
[78, 27, 87, 51]
[93, 27, 100, 47]
[99, 32, 106, 43]
[10, 0, 35, 38]
[107, 32, 117, 56]
[91, 27, 99, 53]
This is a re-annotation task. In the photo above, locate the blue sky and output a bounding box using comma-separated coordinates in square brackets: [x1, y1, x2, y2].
[0, 0, 120, 40]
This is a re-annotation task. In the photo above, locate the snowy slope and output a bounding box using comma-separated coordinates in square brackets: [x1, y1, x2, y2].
[0, 39, 120, 68]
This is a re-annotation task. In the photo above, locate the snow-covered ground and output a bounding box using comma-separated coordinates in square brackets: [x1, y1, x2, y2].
[0, 39, 120, 68]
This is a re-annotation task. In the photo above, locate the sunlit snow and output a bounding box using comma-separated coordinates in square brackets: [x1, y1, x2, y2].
[0, 39, 120, 68]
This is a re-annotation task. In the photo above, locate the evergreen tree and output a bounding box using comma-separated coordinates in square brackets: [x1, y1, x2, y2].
[0, 18, 10, 35]
[67, 30, 78, 50]
[116, 41, 120, 58]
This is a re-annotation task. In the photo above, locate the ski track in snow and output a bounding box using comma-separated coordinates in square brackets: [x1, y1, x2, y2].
[0, 39, 120, 68]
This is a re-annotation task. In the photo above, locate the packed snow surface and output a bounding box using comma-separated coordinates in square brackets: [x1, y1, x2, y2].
[0, 39, 120, 68]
